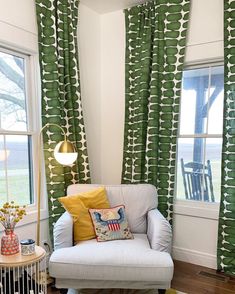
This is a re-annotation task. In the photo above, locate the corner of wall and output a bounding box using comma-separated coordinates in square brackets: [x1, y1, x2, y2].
[99, 10, 125, 184]
[78, 3, 102, 183]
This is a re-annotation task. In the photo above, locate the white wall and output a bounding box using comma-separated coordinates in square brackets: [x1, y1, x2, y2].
[78, 4, 102, 183]
[78, 5, 125, 185]
[185, 0, 223, 64]
[100, 11, 125, 184]
[82, 0, 223, 268]
[0, 0, 38, 52]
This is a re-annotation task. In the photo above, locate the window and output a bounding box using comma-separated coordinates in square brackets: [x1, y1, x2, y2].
[176, 65, 224, 203]
[0, 48, 34, 207]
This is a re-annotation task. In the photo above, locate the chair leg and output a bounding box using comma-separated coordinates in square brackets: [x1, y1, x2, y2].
[158, 289, 166, 294]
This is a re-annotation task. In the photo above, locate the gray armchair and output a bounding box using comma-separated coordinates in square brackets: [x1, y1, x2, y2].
[49, 184, 173, 293]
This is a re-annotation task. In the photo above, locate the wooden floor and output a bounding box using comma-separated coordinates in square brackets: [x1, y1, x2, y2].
[48, 260, 235, 294]
[171, 260, 235, 294]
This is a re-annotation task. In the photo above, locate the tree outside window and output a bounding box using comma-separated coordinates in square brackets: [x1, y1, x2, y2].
[0, 49, 34, 206]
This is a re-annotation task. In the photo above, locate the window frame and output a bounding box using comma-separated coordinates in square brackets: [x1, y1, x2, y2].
[0, 44, 48, 228]
[174, 60, 224, 220]
[0, 46, 35, 205]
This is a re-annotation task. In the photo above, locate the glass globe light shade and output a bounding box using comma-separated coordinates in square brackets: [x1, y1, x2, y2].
[54, 141, 78, 165]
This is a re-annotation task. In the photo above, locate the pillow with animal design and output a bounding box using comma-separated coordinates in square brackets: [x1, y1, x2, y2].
[89, 205, 134, 242]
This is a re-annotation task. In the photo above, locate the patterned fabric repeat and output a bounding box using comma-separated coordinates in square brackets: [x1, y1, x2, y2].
[217, 0, 235, 276]
[35, 0, 90, 237]
[89, 205, 133, 242]
[121, 0, 190, 223]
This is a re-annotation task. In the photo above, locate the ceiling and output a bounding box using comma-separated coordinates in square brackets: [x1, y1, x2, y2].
[80, 0, 151, 14]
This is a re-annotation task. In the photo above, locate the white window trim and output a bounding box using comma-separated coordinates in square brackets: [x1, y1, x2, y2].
[174, 60, 224, 218]
[0, 44, 48, 228]
[174, 199, 220, 220]
[25, 50, 48, 225]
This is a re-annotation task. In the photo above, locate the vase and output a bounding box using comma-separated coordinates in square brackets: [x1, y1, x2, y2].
[1, 229, 19, 255]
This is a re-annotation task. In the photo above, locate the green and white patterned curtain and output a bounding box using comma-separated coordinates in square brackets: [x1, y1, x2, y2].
[217, 0, 235, 275]
[35, 0, 90, 234]
[122, 0, 190, 223]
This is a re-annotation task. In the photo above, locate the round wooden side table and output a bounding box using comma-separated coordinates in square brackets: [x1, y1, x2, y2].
[0, 245, 47, 294]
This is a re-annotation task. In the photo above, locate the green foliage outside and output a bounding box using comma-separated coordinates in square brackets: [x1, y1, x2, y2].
[0, 170, 31, 207]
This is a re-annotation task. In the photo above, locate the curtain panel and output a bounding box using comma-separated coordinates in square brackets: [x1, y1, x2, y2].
[122, 0, 190, 223]
[35, 0, 90, 236]
[217, 0, 235, 275]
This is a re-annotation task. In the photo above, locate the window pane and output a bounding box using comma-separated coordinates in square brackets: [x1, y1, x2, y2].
[2, 135, 33, 206]
[176, 138, 206, 201]
[177, 65, 224, 203]
[180, 68, 209, 135]
[205, 138, 222, 202]
[0, 135, 7, 205]
[0, 51, 27, 131]
[207, 66, 224, 134]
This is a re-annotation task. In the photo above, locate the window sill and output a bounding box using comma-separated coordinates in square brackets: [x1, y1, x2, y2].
[0, 208, 48, 232]
[174, 199, 220, 220]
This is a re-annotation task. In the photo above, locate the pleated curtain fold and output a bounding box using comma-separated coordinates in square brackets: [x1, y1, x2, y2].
[122, 0, 190, 223]
[35, 0, 90, 237]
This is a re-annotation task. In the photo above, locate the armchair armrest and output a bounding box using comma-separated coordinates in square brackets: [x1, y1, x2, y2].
[53, 211, 73, 250]
[147, 209, 172, 253]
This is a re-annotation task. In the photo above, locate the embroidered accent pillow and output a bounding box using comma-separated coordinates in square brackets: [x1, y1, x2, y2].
[89, 205, 134, 242]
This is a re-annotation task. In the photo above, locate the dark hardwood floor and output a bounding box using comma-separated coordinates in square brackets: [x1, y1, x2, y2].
[48, 260, 235, 294]
[172, 260, 235, 294]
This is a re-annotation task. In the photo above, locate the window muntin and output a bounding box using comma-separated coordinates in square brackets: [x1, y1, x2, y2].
[176, 65, 224, 203]
[0, 48, 34, 206]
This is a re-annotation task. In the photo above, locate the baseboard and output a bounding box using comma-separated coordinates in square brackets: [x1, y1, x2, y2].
[172, 246, 217, 269]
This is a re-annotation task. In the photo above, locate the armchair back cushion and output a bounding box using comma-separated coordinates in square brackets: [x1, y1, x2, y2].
[67, 184, 157, 234]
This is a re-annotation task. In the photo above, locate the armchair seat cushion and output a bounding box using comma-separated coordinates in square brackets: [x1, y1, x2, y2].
[49, 234, 173, 283]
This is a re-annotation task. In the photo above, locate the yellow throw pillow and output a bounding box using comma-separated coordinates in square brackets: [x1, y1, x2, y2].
[58, 187, 110, 243]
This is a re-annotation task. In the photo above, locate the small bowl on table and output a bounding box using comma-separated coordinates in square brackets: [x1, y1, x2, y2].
[20, 239, 35, 256]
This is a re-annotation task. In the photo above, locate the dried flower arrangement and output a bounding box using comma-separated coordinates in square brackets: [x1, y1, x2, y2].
[0, 201, 26, 230]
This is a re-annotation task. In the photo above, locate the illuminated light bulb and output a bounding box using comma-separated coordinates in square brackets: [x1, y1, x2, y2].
[54, 141, 78, 165]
